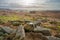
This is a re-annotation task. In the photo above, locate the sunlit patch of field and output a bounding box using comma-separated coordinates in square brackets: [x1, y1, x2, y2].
[0, 15, 34, 22]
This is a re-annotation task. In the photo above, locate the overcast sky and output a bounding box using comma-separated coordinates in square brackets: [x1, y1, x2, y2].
[0, 0, 60, 10]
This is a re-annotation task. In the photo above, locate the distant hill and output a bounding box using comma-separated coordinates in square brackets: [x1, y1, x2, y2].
[0, 9, 60, 19]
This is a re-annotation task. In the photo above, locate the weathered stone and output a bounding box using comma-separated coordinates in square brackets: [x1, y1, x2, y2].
[34, 26, 51, 31]
[0, 26, 15, 34]
[13, 25, 25, 40]
[46, 36, 60, 40]
[40, 30, 51, 36]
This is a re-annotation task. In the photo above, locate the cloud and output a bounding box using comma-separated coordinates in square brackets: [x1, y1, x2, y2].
[47, 0, 60, 3]
[0, 0, 60, 10]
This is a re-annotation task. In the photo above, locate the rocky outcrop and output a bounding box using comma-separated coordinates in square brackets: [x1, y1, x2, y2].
[0, 25, 25, 40]
[0, 25, 60, 40]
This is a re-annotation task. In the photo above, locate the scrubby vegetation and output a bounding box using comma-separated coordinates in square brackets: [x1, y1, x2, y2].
[0, 10, 60, 40]
[0, 14, 60, 31]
